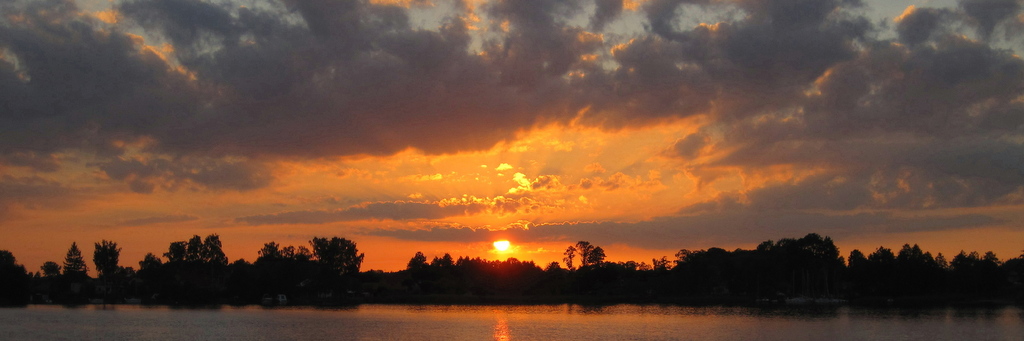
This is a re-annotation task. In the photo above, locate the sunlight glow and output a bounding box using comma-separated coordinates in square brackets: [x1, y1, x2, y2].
[493, 240, 511, 252]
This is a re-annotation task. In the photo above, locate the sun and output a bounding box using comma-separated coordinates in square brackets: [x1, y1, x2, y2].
[493, 240, 511, 252]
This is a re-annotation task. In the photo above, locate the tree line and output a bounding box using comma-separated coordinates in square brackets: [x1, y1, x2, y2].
[0, 235, 364, 305]
[1, 233, 1023, 306]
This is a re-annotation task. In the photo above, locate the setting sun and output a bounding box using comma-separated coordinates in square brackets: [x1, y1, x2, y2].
[493, 240, 511, 252]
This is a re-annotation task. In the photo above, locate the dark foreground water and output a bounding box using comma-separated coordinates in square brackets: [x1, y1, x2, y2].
[2, 304, 1022, 340]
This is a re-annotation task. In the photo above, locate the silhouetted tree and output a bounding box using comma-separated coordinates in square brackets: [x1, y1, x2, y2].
[865, 246, 897, 295]
[431, 253, 455, 268]
[277, 245, 312, 261]
[185, 235, 204, 262]
[310, 237, 363, 276]
[1003, 252, 1024, 300]
[93, 240, 121, 280]
[41, 261, 61, 277]
[564, 241, 605, 269]
[893, 244, 944, 295]
[62, 242, 88, 277]
[674, 249, 692, 265]
[672, 247, 733, 295]
[652, 256, 671, 271]
[0, 250, 31, 306]
[294, 246, 312, 262]
[847, 249, 870, 293]
[950, 250, 1005, 296]
[586, 246, 606, 267]
[281, 245, 296, 259]
[258, 242, 282, 261]
[139, 253, 162, 270]
[147, 234, 233, 304]
[0, 251, 14, 266]
[935, 253, 950, 269]
[202, 235, 228, 266]
[17, 233, 1023, 305]
[563, 245, 577, 270]
[259, 242, 313, 263]
[407, 252, 428, 271]
[164, 241, 187, 262]
[575, 241, 597, 268]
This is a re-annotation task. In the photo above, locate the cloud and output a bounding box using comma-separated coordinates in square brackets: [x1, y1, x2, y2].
[960, 0, 1021, 40]
[365, 210, 1005, 250]
[236, 200, 490, 225]
[96, 156, 272, 193]
[2, 0, 1017, 163]
[895, 6, 953, 46]
[0, 0, 199, 159]
[236, 185, 602, 225]
[0, 175, 76, 220]
[117, 0, 576, 158]
[1, 0, 576, 175]
[669, 132, 709, 160]
[0, 152, 61, 172]
[115, 214, 199, 227]
[591, 0, 625, 31]
[1, 0, 1023, 249]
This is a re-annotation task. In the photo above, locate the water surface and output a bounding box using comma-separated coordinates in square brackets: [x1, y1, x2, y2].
[2, 304, 1021, 340]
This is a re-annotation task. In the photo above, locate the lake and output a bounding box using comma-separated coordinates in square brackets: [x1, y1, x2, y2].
[2, 304, 1022, 340]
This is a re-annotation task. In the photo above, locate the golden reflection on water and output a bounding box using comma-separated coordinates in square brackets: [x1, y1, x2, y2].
[493, 310, 512, 341]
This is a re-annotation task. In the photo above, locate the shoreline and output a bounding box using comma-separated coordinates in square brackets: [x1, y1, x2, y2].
[12, 295, 1022, 309]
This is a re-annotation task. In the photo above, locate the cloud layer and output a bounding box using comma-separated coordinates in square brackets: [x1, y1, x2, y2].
[1, 0, 1022, 253]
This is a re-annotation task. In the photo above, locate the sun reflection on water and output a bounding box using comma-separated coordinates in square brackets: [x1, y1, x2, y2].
[493, 312, 512, 341]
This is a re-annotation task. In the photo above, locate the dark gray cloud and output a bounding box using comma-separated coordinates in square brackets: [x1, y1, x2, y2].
[124, 0, 578, 158]
[0, 0, 200, 155]
[0, 0, 578, 190]
[0, 0, 1021, 232]
[97, 157, 272, 193]
[669, 132, 708, 159]
[960, 0, 1021, 40]
[678, 30, 1024, 211]
[0, 152, 61, 172]
[578, 0, 871, 126]
[236, 201, 489, 225]
[591, 0, 624, 31]
[365, 210, 1004, 250]
[0, 175, 76, 220]
[0, 0, 1000, 157]
[115, 214, 199, 226]
[895, 6, 953, 46]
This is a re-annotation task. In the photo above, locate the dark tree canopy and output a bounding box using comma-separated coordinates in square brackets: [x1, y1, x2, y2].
[0, 250, 15, 266]
[431, 253, 454, 268]
[407, 251, 428, 271]
[164, 234, 228, 265]
[41, 261, 62, 277]
[564, 241, 606, 269]
[186, 236, 204, 262]
[0, 250, 31, 306]
[63, 242, 88, 276]
[310, 237, 364, 276]
[258, 242, 313, 263]
[139, 253, 162, 270]
[164, 241, 187, 262]
[93, 240, 121, 280]
[587, 246, 607, 267]
[258, 242, 282, 261]
[16, 233, 1024, 306]
[563, 245, 577, 270]
[202, 235, 228, 266]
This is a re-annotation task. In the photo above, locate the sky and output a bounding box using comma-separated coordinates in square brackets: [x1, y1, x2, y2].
[1, 0, 1023, 273]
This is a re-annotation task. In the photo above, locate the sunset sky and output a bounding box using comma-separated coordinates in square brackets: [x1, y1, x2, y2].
[2, 0, 1022, 273]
